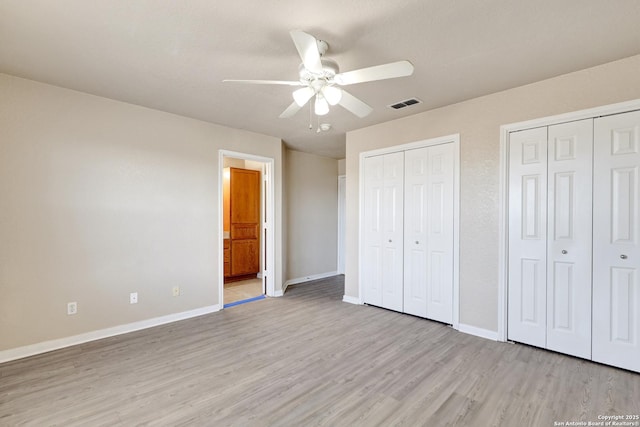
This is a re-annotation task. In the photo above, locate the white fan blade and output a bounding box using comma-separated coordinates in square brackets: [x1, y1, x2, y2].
[223, 79, 303, 86]
[279, 101, 303, 118]
[334, 60, 414, 86]
[290, 30, 323, 74]
[338, 90, 373, 118]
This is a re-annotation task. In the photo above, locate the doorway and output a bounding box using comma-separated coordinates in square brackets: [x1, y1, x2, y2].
[218, 151, 275, 308]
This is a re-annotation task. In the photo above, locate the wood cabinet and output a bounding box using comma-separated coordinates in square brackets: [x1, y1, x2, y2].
[223, 239, 231, 277]
[224, 167, 260, 282]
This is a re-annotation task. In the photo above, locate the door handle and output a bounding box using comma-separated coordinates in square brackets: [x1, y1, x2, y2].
[620, 254, 628, 259]
[561, 250, 567, 254]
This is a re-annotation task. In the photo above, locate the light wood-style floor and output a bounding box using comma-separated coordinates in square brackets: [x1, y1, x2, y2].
[224, 278, 263, 305]
[1, 275, 639, 426]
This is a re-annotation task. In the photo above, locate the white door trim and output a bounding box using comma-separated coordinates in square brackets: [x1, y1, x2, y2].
[497, 98, 640, 342]
[337, 175, 346, 275]
[218, 150, 276, 307]
[358, 134, 461, 330]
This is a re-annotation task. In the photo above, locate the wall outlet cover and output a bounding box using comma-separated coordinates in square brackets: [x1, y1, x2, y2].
[67, 302, 78, 315]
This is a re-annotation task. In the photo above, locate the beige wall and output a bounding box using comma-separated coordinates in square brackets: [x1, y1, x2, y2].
[345, 54, 640, 332]
[0, 73, 284, 352]
[285, 149, 338, 281]
[338, 159, 346, 175]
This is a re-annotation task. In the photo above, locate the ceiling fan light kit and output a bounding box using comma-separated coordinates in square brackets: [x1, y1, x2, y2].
[321, 86, 342, 105]
[293, 87, 315, 106]
[314, 94, 330, 116]
[224, 29, 415, 124]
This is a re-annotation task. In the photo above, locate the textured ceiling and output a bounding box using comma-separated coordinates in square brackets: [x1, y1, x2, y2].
[1, 0, 640, 158]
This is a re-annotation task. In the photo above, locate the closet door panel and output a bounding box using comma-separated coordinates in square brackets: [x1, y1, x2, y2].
[593, 110, 640, 372]
[545, 119, 593, 359]
[508, 127, 548, 348]
[363, 152, 404, 312]
[404, 148, 429, 317]
[363, 156, 384, 307]
[381, 152, 405, 312]
[426, 143, 455, 324]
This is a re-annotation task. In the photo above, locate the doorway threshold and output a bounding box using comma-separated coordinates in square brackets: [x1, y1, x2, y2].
[223, 294, 265, 309]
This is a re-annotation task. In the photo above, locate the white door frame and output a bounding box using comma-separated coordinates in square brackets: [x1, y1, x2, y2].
[218, 150, 276, 306]
[358, 133, 461, 330]
[337, 175, 346, 275]
[497, 99, 640, 342]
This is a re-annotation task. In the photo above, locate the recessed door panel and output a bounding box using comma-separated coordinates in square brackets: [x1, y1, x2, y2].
[429, 251, 444, 304]
[610, 268, 635, 343]
[553, 172, 574, 240]
[406, 246, 427, 315]
[522, 175, 542, 239]
[520, 258, 542, 323]
[551, 261, 573, 331]
[593, 110, 640, 372]
[611, 167, 635, 243]
[546, 119, 592, 359]
[508, 127, 548, 348]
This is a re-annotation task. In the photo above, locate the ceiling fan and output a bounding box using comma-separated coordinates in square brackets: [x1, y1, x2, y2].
[224, 30, 414, 119]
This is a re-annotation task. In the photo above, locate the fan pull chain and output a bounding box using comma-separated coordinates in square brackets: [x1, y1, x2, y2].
[308, 100, 313, 130]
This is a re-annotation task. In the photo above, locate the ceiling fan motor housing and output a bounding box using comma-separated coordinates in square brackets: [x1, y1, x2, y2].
[299, 58, 339, 81]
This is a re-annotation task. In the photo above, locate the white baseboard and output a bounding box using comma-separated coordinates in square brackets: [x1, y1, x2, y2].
[283, 271, 338, 289]
[0, 305, 220, 364]
[273, 289, 284, 297]
[457, 323, 499, 341]
[342, 295, 361, 305]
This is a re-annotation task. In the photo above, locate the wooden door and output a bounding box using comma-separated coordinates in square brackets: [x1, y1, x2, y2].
[230, 168, 260, 277]
[508, 126, 548, 348]
[545, 119, 593, 359]
[592, 110, 640, 372]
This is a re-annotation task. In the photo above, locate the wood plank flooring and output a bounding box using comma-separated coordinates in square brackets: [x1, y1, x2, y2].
[1, 275, 639, 426]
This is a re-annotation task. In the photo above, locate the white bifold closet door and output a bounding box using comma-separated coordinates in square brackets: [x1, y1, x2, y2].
[404, 144, 454, 323]
[546, 120, 593, 358]
[508, 119, 593, 359]
[592, 110, 640, 372]
[508, 126, 548, 348]
[363, 152, 404, 312]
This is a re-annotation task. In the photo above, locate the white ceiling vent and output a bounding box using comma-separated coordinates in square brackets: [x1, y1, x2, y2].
[388, 98, 422, 110]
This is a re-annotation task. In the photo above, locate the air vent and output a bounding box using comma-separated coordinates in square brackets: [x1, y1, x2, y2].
[388, 98, 422, 110]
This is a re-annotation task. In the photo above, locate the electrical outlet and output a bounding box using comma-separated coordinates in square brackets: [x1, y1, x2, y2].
[172, 286, 180, 297]
[67, 302, 78, 315]
[130, 292, 138, 304]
